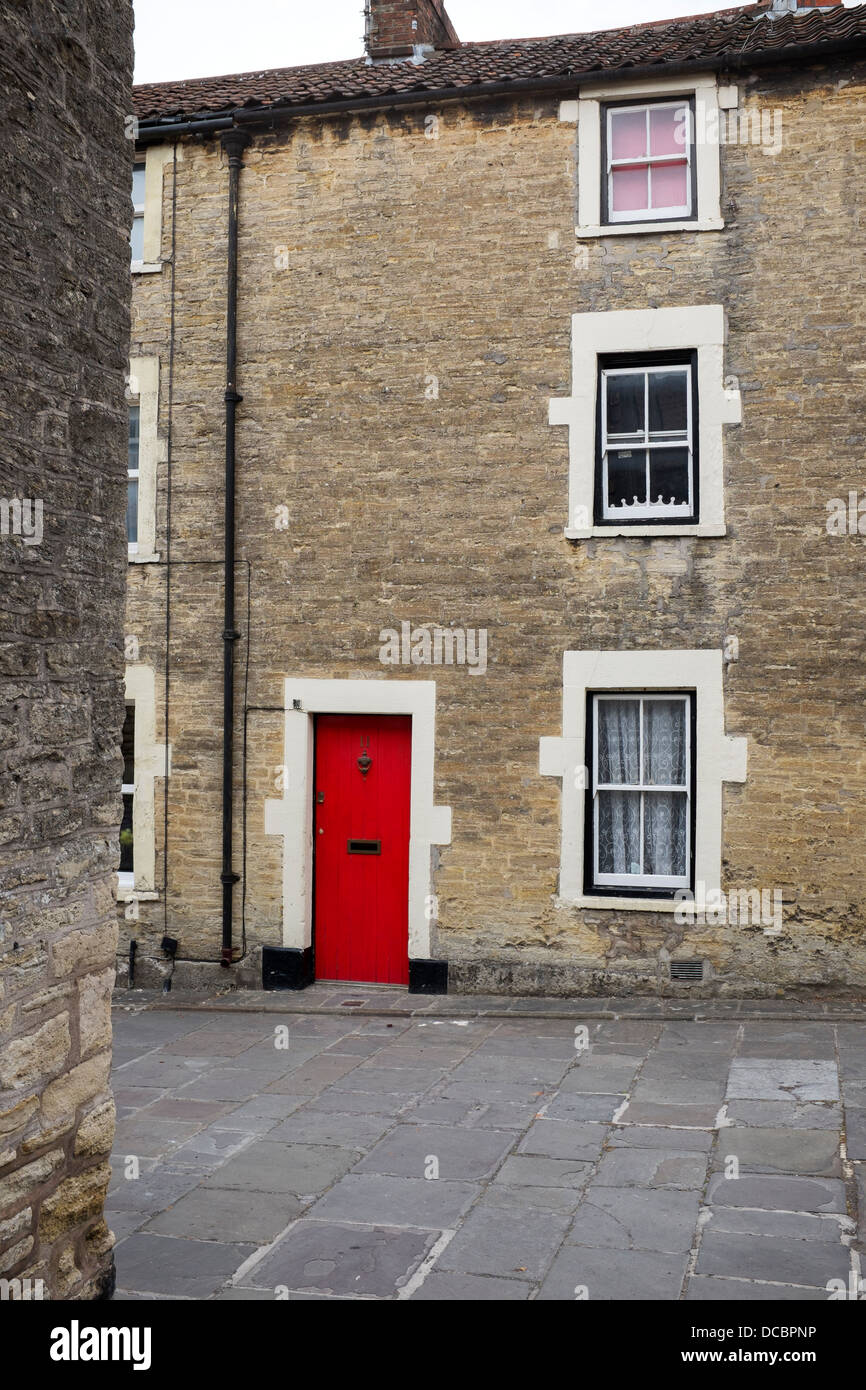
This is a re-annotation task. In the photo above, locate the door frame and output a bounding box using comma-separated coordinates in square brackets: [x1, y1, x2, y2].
[265, 679, 452, 964]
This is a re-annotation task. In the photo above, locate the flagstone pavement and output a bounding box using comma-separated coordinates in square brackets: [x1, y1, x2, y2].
[107, 988, 866, 1301]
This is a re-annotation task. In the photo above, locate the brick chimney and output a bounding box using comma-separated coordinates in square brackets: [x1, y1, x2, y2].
[365, 0, 460, 62]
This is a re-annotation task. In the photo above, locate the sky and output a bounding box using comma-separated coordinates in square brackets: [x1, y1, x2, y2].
[133, 0, 756, 84]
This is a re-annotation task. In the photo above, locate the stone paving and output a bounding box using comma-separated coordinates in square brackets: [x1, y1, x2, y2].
[107, 991, 865, 1300]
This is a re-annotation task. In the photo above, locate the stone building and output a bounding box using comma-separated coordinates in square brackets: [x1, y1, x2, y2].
[122, 0, 866, 999]
[0, 1, 133, 1298]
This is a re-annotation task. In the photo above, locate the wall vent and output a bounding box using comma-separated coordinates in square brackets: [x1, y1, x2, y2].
[670, 959, 704, 982]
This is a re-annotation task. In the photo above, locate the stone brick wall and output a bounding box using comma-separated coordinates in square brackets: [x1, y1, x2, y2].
[125, 57, 866, 998]
[0, 0, 132, 1298]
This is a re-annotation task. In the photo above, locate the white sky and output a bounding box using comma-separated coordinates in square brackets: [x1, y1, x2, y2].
[134, 0, 756, 84]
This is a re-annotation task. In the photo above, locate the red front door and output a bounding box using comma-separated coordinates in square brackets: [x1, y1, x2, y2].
[313, 714, 412, 985]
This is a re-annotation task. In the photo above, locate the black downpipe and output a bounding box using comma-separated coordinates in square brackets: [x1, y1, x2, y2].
[220, 128, 249, 967]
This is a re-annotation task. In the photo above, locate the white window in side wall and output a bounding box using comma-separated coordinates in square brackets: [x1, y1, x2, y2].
[591, 693, 693, 893]
[539, 650, 748, 913]
[604, 99, 694, 224]
[550, 306, 741, 540]
[130, 162, 145, 263]
[568, 74, 726, 238]
[119, 703, 135, 890]
[127, 357, 159, 562]
[127, 402, 140, 548]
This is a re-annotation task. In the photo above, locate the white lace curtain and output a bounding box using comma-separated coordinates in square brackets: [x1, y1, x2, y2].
[596, 697, 688, 879]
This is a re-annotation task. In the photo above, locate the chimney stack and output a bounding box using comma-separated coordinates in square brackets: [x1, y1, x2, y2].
[365, 0, 460, 62]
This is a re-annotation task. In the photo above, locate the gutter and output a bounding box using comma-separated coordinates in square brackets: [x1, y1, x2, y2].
[219, 128, 249, 967]
[134, 32, 866, 143]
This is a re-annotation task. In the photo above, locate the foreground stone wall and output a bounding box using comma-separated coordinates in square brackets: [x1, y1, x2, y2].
[124, 58, 866, 996]
[0, 0, 132, 1297]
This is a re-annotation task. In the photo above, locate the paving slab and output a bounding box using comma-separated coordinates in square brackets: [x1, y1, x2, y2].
[265, 1109, 395, 1148]
[201, 1141, 360, 1196]
[538, 1245, 689, 1301]
[437, 1201, 571, 1280]
[703, 1171, 847, 1213]
[246, 1221, 438, 1297]
[615, 1101, 721, 1127]
[493, 1156, 593, 1189]
[844, 1108, 866, 1160]
[711, 1127, 841, 1177]
[565, 1185, 702, 1253]
[116, 1233, 256, 1298]
[609, 1125, 713, 1152]
[593, 1148, 708, 1189]
[724, 1100, 842, 1130]
[685, 1276, 829, 1301]
[354, 1124, 515, 1181]
[410, 1272, 530, 1300]
[543, 1093, 628, 1123]
[726, 1059, 840, 1103]
[142, 1187, 303, 1244]
[695, 1230, 848, 1287]
[517, 1119, 608, 1160]
[705, 1206, 853, 1242]
[308, 1173, 479, 1228]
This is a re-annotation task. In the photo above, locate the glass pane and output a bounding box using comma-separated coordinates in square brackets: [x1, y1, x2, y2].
[127, 480, 138, 544]
[598, 790, 642, 876]
[132, 165, 146, 206]
[122, 705, 135, 785]
[611, 164, 649, 214]
[650, 104, 687, 156]
[649, 448, 690, 507]
[120, 792, 134, 873]
[650, 160, 688, 210]
[643, 792, 688, 876]
[648, 371, 688, 436]
[597, 699, 640, 785]
[610, 109, 647, 160]
[130, 214, 144, 262]
[643, 699, 687, 785]
[128, 405, 140, 469]
[607, 450, 647, 510]
[606, 373, 645, 437]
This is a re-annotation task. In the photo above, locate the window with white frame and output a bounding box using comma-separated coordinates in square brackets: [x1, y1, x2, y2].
[597, 352, 696, 523]
[130, 163, 145, 263]
[603, 99, 695, 225]
[588, 693, 694, 894]
[119, 703, 135, 889]
[127, 402, 140, 549]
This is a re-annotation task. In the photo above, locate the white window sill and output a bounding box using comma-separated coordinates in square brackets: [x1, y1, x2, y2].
[128, 551, 161, 564]
[131, 261, 163, 275]
[565, 524, 726, 540]
[576, 218, 724, 239]
[567, 894, 685, 913]
[116, 887, 160, 904]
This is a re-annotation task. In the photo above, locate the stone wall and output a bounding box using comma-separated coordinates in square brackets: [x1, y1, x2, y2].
[124, 57, 866, 997]
[0, 0, 132, 1298]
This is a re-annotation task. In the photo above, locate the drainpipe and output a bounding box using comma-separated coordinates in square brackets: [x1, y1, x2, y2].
[220, 127, 249, 966]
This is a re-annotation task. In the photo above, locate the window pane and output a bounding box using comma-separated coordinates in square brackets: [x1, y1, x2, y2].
[650, 160, 688, 210]
[607, 449, 647, 510]
[128, 405, 140, 470]
[127, 479, 138, 544]
[643, 699, 687, 785]
[122, 705, 135, 785]
[610, 109, 647, 160]
[130, 214, 144, 262]
[611, 164, 649, 214]
[643, 792, 688, 876]
[606, 373, 645, 437]
[598, 790, 642, 875]
[597, 699, 640, 784]
[132, 165, 146, 206]
[650, 104, 687, 157]
[120, 792, 134, 873]
[649, 448, 690, 507]
[648, 371, 688, 436]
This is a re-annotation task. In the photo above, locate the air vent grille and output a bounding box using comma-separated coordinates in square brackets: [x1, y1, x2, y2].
[670, 959, 704, 982]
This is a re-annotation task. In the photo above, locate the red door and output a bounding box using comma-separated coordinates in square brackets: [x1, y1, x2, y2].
[313, 714, 412, 985]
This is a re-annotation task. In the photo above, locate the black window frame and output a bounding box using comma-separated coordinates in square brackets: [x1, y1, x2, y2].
[600, 94, 698, 228]
[593, 348, 699, 527]
[583, 689, 697, 900]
